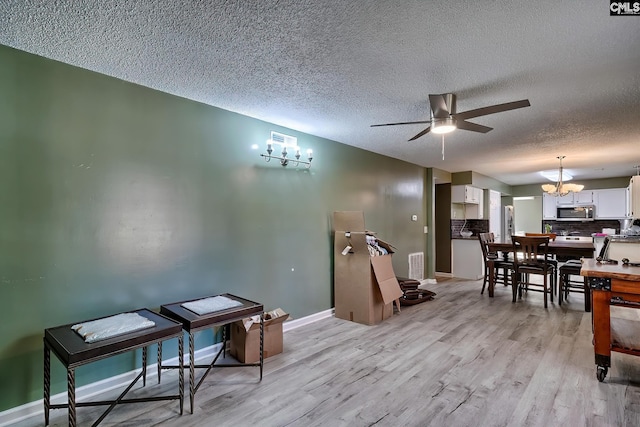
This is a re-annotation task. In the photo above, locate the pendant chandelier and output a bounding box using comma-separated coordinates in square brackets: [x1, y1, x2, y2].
[541, 156, 584, 196]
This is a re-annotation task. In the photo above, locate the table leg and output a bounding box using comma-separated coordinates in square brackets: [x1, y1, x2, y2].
[592, 290, 612, 369]
[44, 343, 50, 426]
[259, 313, 264, 380]
[67, 368, 76, 427]
[142, 346, 147, 387]
[157, 342, 163, 384]
[189, 332, 195, 414]
[178, 334, 184, 415]
[222, 325, 227, 358]
[488, 258, 496, 297]
[584, 278, 591, 312]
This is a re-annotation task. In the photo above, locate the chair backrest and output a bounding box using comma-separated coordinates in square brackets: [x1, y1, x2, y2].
[478, 232, 490, 258]
[525, 232, 557, 241]
[512, 235, 550, 267]
[478, 232, 497, 258]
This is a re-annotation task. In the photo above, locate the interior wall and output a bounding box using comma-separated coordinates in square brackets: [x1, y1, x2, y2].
[513, 197, 543, 234]
[0, 45, 426, 411]
[435, 183, 452, 273]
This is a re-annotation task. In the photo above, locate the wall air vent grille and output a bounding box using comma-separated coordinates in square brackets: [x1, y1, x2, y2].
[408, 252, 424, 282]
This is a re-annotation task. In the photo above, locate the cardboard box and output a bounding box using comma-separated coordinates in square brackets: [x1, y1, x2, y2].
[229, 308, 289, 363]
[332, 211, 403, 325]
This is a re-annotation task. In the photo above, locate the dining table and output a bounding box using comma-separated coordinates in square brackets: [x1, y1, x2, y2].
[486, 239, 595, 297]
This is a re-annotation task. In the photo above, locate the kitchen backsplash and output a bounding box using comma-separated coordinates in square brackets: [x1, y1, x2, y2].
[540, 220, 622, 237]
[451, 219, 489, 239]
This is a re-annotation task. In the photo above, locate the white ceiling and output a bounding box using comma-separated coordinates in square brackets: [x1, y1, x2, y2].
[2, 1, 639, 186]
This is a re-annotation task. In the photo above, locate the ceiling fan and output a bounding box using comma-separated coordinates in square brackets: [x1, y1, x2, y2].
[371, 93, 530, 141]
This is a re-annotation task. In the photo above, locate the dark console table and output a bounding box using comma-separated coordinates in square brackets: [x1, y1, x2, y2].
[44, 308, 184, 427]
[159, 293, 264, 413]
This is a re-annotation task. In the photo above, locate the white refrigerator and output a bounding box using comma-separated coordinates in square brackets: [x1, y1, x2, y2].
[503, 205, 514, 242]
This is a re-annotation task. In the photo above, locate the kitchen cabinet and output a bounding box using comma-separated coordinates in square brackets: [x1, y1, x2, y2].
[627, 184, 632, 218]
[595, 188, 628, 219]
[631, 176, 640, 219]
[452, 185, 482, 204]
[555, 190, 594, 206]
[556, 193, 575, 205]
[452, 238, 484, 280]
[575, 190, 595, 205]
[542, 193, 557, 219]
[451, 185, 483, 219]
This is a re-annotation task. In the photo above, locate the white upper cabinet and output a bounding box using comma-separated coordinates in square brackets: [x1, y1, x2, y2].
[575, 190, 594, 205]
[451, 185, 484, 219]
[631, 176, 640, 219]
[594, 188, 628, 219]
[451, 185, 482, 204]
[542, 193, 557, 219]
[555, 190, 594, 206]
[556, 193, 575, 205]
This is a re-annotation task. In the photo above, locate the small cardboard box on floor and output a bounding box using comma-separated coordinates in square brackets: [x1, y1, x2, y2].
[333, 211, 403, 325]
[229, 308, 289, 363]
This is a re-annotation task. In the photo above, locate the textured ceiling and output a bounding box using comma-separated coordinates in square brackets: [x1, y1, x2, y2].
[1, 0, 639, 185]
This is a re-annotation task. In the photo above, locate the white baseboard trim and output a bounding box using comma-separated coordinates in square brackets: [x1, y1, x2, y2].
[0, 343, 223, 427]
[0, 308, 333, 427]
[283, 308, 334, 332]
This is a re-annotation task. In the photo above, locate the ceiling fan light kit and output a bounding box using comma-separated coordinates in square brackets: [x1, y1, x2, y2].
[430, 117, 456, 134]
[370, 92, 531, 141]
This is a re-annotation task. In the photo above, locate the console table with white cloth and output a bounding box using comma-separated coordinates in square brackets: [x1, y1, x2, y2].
[43, 308, 184, 427]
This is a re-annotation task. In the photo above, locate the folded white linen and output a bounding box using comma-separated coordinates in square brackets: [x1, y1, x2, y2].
[181, 295, 242, 315]
[71, 312, 156, 343]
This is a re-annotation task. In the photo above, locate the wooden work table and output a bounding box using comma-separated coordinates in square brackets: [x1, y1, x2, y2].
[581, 258, 640, 382]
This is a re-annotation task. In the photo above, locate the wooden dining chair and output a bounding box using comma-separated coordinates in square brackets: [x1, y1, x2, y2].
[511, 235, 556, 308]
[559, 236, 610, 312]
[478, 232, 513, 294]
[525, 232, 559, 295]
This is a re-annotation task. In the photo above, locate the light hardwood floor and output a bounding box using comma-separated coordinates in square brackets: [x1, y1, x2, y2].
[20, 277, 640, 426]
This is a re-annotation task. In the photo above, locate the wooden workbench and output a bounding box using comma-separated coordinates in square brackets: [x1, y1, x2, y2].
[581, 259, 640, 382]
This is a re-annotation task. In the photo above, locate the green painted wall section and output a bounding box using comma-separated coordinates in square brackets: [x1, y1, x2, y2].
[0, 45, 426, 411]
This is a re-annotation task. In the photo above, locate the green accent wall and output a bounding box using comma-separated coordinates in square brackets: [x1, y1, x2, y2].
[0, 45, 426, 411]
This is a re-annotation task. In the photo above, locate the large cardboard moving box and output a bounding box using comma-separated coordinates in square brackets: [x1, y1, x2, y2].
[230, 308, 289, 363]
[333, 211, 403, 325]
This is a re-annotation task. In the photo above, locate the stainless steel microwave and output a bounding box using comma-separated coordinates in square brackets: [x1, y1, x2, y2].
[556, 205, 595, 221]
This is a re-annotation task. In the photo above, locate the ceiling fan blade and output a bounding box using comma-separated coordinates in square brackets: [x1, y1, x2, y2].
[429, 94, 454, 119]
[454, 99, 530, 120]
[370, 120, 431, 127]
[408, 126, 431, 141]
[456, 120, 493, 133]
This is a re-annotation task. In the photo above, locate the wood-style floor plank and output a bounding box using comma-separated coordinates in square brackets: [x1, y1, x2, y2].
[17, 277, 640, 426]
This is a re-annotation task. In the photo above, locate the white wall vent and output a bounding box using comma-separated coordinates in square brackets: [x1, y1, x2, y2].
[408, 252, 424, 282]
[270, 131, 297, 147]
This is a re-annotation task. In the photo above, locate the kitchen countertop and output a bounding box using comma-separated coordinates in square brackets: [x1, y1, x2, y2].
[609, 235, 640, 242]
[451, 235, 478, 240]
